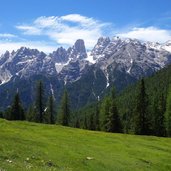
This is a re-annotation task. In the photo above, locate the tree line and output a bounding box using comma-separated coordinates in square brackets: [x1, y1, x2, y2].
[1, 77, 171, 137]
[0, 81, 70, 126]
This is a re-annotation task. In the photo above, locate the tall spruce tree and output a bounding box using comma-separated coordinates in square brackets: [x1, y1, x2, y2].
[94, 103, 100, 130]
[47, 93, 55, 124]
[35, 81, 44, 123]
[100, 96, 111, 131]
[83, 116, 88, 129]
[165, 85, 171, 137]
[134, 79, 150, 135]
[60, 89, 70, 126]
[153, 93, 165, 136]
[11, 92, 25, 120]
[106, 87, 122, 133]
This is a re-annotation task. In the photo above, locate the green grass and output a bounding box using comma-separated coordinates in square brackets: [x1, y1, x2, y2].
[0, 119, 171, 171]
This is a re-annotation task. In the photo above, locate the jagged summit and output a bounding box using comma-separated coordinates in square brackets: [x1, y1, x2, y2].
[0, 37, 171, 108]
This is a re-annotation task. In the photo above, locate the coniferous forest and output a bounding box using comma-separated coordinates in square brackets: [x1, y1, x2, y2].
[1, 64, 171, 137]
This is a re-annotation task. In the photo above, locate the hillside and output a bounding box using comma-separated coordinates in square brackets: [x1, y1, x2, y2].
[0, 119, 171, 171]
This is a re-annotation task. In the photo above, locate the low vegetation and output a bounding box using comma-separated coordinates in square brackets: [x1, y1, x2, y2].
[1, 119, 171, 171]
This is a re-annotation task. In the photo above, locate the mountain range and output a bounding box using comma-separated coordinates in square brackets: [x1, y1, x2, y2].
[0, 37, 171, 109]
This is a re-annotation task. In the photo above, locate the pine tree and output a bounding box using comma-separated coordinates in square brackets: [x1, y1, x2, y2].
[94, 103, 100, 130]
[89, 114, 95, 130]
[100, 96, 111, 131]
[134, 79, 151, 135]
[153, 93, 165, 136]
[35, 81, 44, 123]
[26, 105, 36, 122]
[60, 89, 70, 126]
[165, 85, 171, 137]
[47, 93, 55, 124]
[106, 87, 122, 133]
[11, 92, 25, 120]
[83, 116, 88, 129]
[75, 118, 80, 128]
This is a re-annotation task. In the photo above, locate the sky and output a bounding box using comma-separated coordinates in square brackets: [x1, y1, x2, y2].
[0, 0, 171, 54]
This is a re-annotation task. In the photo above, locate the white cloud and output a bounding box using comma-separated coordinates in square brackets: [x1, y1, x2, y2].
[117, 27, 171, 43]
[0, 33, 17, 38]
[16, 14, 112, 49]
[16, 25, 41, 35]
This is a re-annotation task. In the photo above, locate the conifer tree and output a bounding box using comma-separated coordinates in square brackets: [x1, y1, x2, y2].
[11, 92, 25, 120]
[35, 81, 44, 123]
[106, 87, 122, 133]
[153, 93, 165, 136]
[100, 96, 111, 131]
[60, 89, 70, 126]
[75, 118, 80, 128]
[26, 105, 36, 122]
[94, 103, 100, 130]
[83, 116, 88, 129]
[47, 93, 55, 124]
[134, 79, 150, 135]
[165, 85, 171, 137]
[89, 114, 96, 130]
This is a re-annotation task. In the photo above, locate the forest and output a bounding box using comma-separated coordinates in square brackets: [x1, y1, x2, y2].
[1, 64, 171, 137]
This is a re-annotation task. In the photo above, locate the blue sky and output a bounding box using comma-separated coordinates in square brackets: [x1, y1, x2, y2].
[0, 0, 171, 54]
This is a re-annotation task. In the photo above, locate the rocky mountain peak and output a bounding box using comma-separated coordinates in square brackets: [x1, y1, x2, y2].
[68, 39, 87, 60]
[50, 47, 68, 63]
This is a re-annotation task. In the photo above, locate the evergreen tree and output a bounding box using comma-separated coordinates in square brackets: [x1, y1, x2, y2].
[153, 93, 165, 136]
[47, 93, 55, 124]
[106, 87, 122, 133]
[89, 114, 96, 130]
[83, 116, 88, 129]
[134, 79, 151, 135]
[100, 96, 111, 131]
[10, 92, 25, 120]
[35, 81, 44, 123]
[60, 89, 70, 126]
[165, 85, 171, 137]
[26, 105, 36, 122]
[75, 118, 80, 128]
[0, 111, 3, 118]
[94, 103, 100, 130]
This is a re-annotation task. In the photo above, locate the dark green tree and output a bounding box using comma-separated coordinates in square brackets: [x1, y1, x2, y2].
[165, 85, 171, 137]
[89, 114, 96, 130]
[11, 92, 25, 120]
[60, 89, 70, 126]
[94, 103, 100, 130]
[0, 111, 3, 118]
[47, 93, 55, 124]
[106, 87, 122, 133]
[35, 81, 44, 123]
[100, 96, 111, 131]
[26, 105, 36, 122]
[83, 116, 88, 129]
[134, 79, 151, 135]
[75, 118, 80, 128]
[153, 93, 165, 136]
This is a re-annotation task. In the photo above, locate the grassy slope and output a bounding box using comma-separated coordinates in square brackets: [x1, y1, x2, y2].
[0, 119, 171, 171]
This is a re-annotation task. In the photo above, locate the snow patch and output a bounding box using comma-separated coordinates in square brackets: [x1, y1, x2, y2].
[106, 71, 110, 88]
[85, 52, 96, 64]
[0, 69, 12, 85]
[55, 58, 72, 73]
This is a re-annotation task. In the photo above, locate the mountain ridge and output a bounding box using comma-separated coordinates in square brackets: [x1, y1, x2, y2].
[0, 36, 171, 109]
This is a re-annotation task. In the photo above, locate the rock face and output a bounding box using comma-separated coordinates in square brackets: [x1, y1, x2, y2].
[0, 37, 171, 109]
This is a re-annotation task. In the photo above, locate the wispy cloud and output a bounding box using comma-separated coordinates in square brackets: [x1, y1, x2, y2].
[16, 14, 112, 48]
[1, 14, 171, 55]
[0, 33, 17, 38]
[117, 27, 171, 43]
